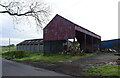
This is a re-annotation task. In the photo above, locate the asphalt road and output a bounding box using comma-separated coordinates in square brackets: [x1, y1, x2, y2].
[2, 57, 69, 76]
[0, 57, 2, 78]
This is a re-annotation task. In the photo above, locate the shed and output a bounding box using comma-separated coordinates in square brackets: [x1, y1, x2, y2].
[17, 39, 43, 52]
[43, 14, 101, 53]
[101, 39, 120, 50]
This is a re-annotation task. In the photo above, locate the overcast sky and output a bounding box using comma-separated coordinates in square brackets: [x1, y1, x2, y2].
[0, 0, 119, 46]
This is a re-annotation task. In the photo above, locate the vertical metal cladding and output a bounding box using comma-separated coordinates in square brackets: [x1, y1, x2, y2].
[16, 39, 43, 52]
[43, 14, 101, 53]
[101, 39, 120, 50]
[44, 14, 75, 41]
[39, 45, 43, 52]
[34, 44, 38, 52]
[43, 14, 101, 41]
[17, 14, 101, 53]
[44, 40, 66, 53]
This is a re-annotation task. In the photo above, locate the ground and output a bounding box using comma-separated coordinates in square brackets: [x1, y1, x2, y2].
[16, 52, 118, 76]
[1, 46, 119, 76]
[0, 46, 16, 55]
[2, 57, 70, 77]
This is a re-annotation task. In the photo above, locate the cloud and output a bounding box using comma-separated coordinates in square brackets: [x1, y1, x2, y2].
[0, 14, 43, 46]
[0, 38, 25, 46]
[0, 38, 24, 41]
[0, 0, 119, 46]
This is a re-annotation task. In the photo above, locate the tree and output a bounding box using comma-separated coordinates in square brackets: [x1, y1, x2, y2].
[0, 0, 51, 29]
[7, 44, 15, 47]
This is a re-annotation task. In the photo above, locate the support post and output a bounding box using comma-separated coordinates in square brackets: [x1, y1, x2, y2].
[9, 38, 10, 52]
[99, 39, 101, 51]
[84, 34, 86, 52]
[91, 36, 93, 52]
[97, 39, 99, 50]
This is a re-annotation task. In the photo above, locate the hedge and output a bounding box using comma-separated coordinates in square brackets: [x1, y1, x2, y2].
[2, 50, 26, 59]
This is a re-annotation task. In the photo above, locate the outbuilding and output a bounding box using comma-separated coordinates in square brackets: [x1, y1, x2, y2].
[101, 39, 120, 51]
[17, 39, 43, 52]
[43, 14, 101, 53]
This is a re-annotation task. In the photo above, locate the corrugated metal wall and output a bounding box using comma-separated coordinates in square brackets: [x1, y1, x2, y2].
[17, 44, 43, 52]
[44, 40, 66, 53]
[44, 14, 75, 41]
[43, 14, 101, 53]
[17, 39, 43, 52]
[101, 39, 120, 50]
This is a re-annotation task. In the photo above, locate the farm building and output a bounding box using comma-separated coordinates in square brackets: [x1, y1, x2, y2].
[17, 39, 43, 52]
[17, 14, 101, 53]
[43, 14, 101, 53]
[101, 39, 120, 51]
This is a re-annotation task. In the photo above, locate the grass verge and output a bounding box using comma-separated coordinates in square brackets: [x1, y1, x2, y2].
[0, 46, 16, 54]
[13, 52, 96, 62]
[83, 65, 120, 76]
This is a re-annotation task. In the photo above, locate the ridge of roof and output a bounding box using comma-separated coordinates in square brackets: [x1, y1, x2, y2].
[56, 14, 101, 38]
[102, 39, 120, 42]
[44, 14, 101, 38]
[24, 39, 43, 41]
[16, 39, 43, 45]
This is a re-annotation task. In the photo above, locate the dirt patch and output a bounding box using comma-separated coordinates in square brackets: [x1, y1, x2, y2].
[16, 53, 118, 76]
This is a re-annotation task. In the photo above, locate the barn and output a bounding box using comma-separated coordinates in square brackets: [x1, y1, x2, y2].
[43, 14, 101, 53]
[17, 39, 43, 52]
[17, 14, 101, 53]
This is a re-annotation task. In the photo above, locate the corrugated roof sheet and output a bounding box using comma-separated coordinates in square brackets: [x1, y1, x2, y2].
[17, 39, 43, 45]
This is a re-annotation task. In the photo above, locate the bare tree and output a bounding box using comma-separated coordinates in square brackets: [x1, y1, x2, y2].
[0, 0, 51, 29]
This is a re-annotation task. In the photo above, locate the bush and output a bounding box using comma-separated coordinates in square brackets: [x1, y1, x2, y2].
[7, 44, 15, 47]
[2, 50, 26, 59]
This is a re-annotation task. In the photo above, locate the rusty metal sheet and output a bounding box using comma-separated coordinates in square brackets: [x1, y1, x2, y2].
[75, 26, 101, 39]
[44, 14, 75, 41]
[44, 14, 101, 41]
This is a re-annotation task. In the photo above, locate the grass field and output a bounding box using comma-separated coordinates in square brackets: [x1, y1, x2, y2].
[1, 46, 119, 76]
[83, 65, 120, 76]
[13, 52, 96, 62]
[1, 45, 96, 62]
[0, 46, 16, 55]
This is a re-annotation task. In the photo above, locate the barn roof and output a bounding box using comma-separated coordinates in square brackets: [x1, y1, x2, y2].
[17, 39, 43, 45]
[44, 14, 101, 40]
[102, 39, 120, 42]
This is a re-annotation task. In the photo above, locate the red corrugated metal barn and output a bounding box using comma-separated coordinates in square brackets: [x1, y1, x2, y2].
[43, 14, 101, 53]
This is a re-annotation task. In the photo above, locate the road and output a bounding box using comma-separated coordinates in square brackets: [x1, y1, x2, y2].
[1, 57, 70, 77]
[0, 57, 2, 78]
